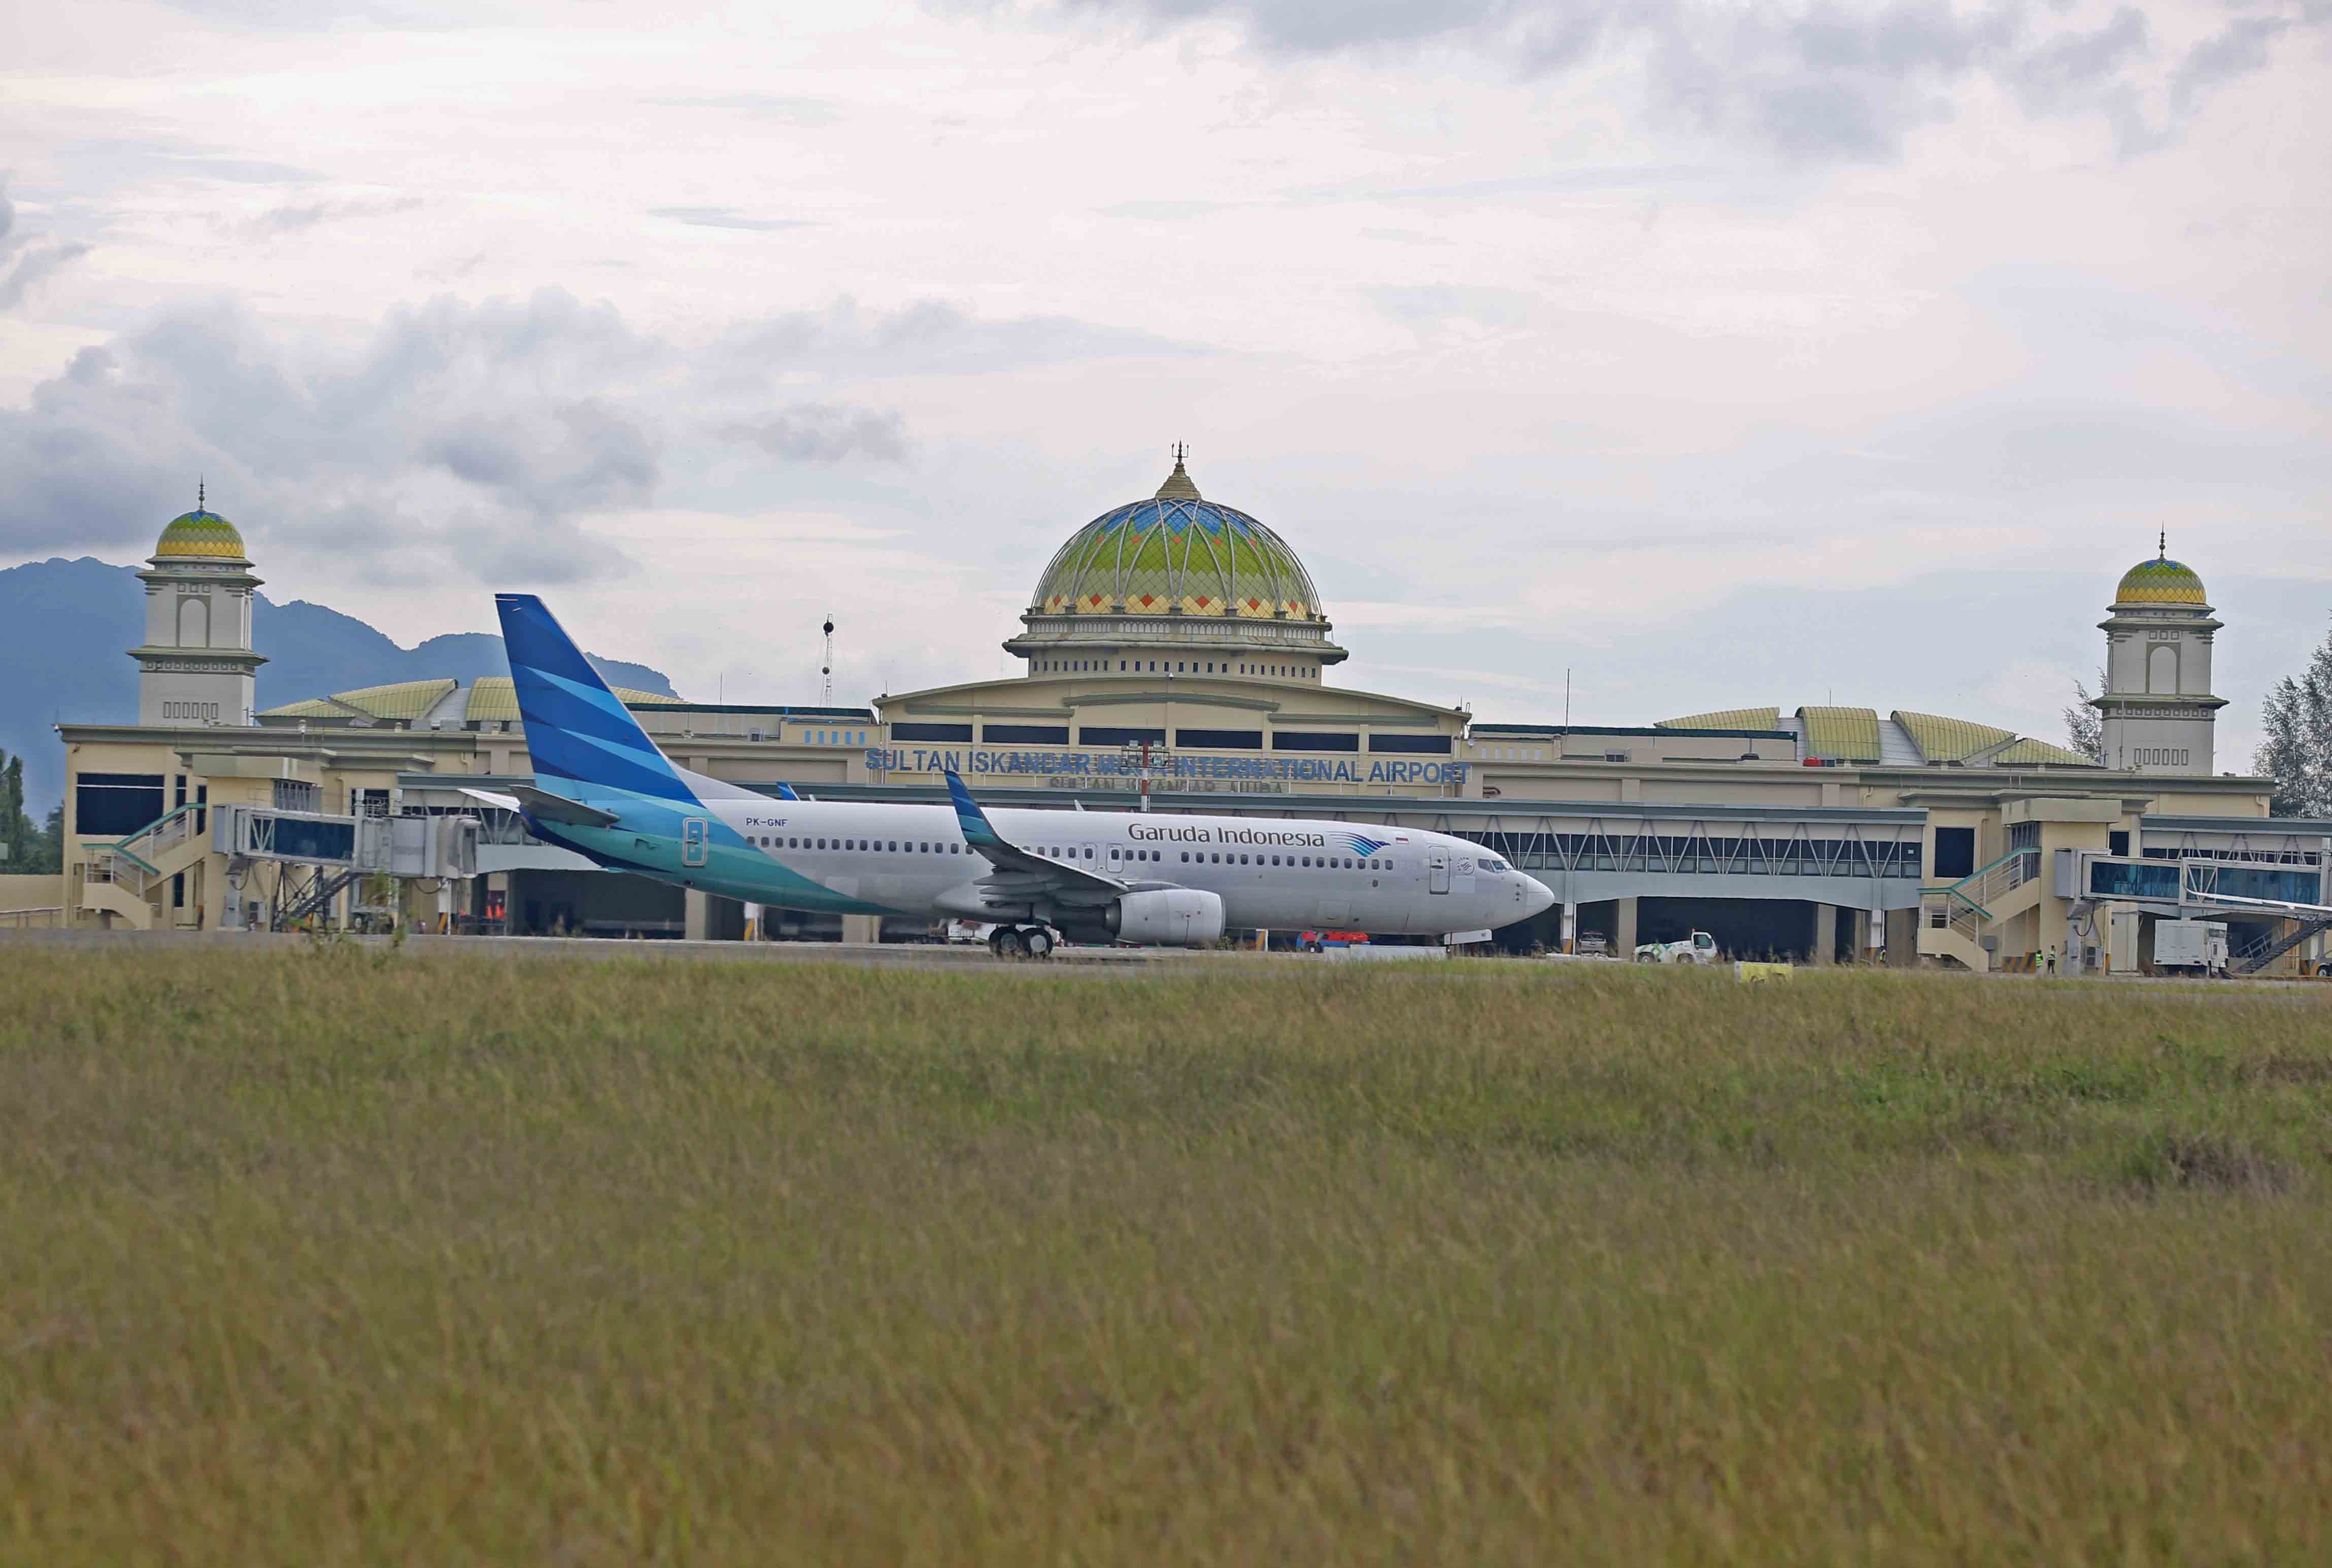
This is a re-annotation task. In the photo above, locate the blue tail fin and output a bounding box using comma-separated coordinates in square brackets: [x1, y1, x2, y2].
[495, 594, 696, 804]
[942, 767, 1005, 849]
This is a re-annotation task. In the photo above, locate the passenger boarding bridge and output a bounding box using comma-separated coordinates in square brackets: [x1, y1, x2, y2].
[2058, 848, 2331, 976]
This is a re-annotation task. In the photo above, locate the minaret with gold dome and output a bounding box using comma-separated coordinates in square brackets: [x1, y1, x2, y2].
[2093, 535, 2223, 774]
[130, 487, 267, 726]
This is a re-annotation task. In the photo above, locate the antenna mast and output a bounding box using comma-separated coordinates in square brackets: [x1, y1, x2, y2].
[821, 616, 835, 706]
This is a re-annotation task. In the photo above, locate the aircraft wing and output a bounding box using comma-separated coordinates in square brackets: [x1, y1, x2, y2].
[943, 767, 1128, 905]
[459, 785, 620, 829]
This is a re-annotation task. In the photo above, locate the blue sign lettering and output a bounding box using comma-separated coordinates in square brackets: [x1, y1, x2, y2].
[866, 746, 1467, 787]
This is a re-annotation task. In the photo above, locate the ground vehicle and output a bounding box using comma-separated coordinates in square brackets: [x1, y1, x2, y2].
[1576, 933, 1610, 957]
[1635, 930, 1719, 965]
[2154, 919, 2228, 977]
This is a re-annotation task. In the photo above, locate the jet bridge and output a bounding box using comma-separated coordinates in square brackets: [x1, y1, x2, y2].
[209, 805, 479, 930]
[2054, 850, 2330, 975]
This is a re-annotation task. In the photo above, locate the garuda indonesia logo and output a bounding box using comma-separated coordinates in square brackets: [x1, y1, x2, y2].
[1342, 833, 1391, 857]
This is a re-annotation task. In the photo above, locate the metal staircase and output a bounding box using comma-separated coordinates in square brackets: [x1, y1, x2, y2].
[81, 804, 214, 930]
[1917, 848, 2040, 970]
[2233, 915, 2332, 977]
[273, 868, 363, 930]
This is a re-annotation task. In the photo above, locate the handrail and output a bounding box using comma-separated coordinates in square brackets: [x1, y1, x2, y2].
[113, 802, 207, 854]
[88, 845, 160, 880]
[1919, 884, 1992, 923]
[88, 802, 212, 895]
[1960, 845, 2040, 891]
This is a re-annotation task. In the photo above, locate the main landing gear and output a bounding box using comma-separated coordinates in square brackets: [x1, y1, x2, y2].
[988, 925, 1055, 961]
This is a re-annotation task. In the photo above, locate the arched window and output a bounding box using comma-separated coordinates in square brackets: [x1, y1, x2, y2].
[2147, 643, 2178, 694]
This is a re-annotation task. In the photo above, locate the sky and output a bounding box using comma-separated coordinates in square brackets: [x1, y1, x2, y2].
[3, 0, 2326, 761]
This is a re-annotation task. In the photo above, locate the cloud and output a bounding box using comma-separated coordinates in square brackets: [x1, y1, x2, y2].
[1368, 283, 1535, 331]
[155, 0, 477, 28]
[50, 138, 325, 189]
[1094, 199, 1245, 220]
[709, 296, 1205, 384]
[2172, 14, 2296, 111]
[973, 0, 2323, 159]
[0, 290, 663, 584]
[0, 286, 1197, 585]
[239, 196, 426, 236]
[641, 93, 843, 125]
[0, 183, 92, 311]
[649, 207, 818, 232]
[721, 403, 909, 462]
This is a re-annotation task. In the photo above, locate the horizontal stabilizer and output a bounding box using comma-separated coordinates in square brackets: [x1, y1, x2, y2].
[460, 785, 620, 829]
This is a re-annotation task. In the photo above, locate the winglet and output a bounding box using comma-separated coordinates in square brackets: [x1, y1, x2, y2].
[942, 767, 1004, 849]
[773, 782, 801, 801]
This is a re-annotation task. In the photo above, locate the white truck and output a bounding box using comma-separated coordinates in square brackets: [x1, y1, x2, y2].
[2153, 919, 2229, 977]
[1635, 930, 1719, 965]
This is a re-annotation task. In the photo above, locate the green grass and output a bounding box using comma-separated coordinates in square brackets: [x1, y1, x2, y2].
[3, 947, 2330, 1565]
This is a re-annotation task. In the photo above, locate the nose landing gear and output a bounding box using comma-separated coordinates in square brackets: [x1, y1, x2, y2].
[986, 925, 1055, 961]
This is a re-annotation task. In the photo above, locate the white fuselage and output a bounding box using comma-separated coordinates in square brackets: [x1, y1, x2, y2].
[682, 790, 1550, 937]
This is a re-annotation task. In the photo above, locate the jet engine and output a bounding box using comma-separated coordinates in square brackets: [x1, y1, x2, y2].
[1058, 888, 1226, 947]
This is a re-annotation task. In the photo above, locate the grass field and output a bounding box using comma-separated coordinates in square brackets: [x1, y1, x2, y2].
[3, 946, 2329, 1565]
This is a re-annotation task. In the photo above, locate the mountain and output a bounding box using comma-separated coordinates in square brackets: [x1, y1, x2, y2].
[0, 557, 678, 812]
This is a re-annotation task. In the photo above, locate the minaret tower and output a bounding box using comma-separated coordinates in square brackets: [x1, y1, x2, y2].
[2093, 535, 2222, 775]
[131, 486, 266, 727]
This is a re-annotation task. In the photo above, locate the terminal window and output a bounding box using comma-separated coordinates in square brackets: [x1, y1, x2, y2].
[1177, 729, 1262, 750]
[75, 773, 165, 836]
[1932, 827, 1976, 879]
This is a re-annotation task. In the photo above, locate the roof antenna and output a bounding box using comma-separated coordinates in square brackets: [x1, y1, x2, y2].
[197, 478, 205, 513]
[2159, 529, 2167, 558]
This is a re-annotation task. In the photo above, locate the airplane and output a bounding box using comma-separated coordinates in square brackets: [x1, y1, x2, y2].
[463, 594, 1557, 957]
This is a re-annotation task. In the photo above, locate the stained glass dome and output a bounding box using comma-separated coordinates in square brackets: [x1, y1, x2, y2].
[2114, 550, 2207, 607]
[1028, 455, 1327, 625]
[154, 506, 248, 561]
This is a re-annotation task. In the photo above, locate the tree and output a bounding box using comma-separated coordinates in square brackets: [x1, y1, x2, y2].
[16, 804, 63, 876]
[2256, 615, 2332, 818]
[2063, 668, 2106, 764]
[0, 749, 62, 875]
[0, 749, 22, 867]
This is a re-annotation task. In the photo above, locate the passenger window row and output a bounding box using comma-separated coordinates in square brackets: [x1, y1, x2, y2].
[748, 836, 965, 853]
[1174, 851, 1389, 870]
[736, 836, 1388, 874]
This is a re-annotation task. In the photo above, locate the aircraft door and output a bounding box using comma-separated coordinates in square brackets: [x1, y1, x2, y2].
[682, 817, 710, 868]
[1428, 852, 1450, 894]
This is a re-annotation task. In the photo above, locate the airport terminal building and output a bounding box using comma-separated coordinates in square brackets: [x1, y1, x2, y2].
[29, 456, 2331, 973]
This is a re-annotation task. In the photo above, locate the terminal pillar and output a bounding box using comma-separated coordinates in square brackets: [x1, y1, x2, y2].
[841, 913, 882, 945]
[685, 889, 711, 941]
[1811, 903, 1837, 966]
[1886, 907, 1918, 969]
[1614, 897, 1638, 957]
[1560, 902, 1577, 955]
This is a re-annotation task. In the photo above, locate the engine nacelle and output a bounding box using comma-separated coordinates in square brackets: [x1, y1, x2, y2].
[1106, 888, 1226, 947]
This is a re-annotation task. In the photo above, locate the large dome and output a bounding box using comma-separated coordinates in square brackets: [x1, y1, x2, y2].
[1030, 455, 1326, 624]
[154, 502, 248, 561]
[2115, 544, 2206, 607]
